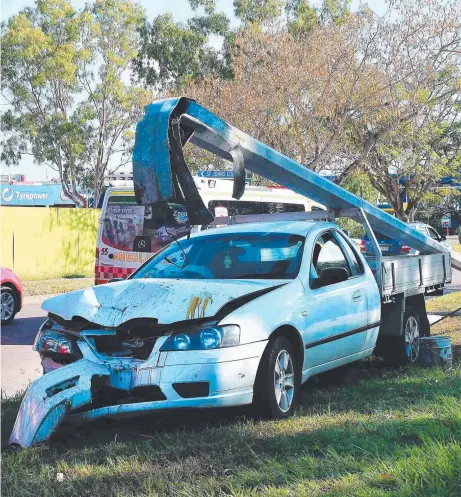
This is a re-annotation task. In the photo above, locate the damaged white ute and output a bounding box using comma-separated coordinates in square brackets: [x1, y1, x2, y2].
[10, 221, 381, 447]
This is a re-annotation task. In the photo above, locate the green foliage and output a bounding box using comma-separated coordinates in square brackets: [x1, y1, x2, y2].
[337, 172, 378, 237]
[286, 0, 318, 35]
[134, 0, 353, 91]
[134, 1, 232, 91]
[234, 0, 284, 24]
[320, 0, 351, 25]
[1, 0, 150, 207]
[286, 0, 351, 35]
[366, 115, 461, 221]
[341, 171, 377, 203]
[417, 188, 461, 229]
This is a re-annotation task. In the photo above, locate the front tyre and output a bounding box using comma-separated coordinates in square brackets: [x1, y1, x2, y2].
[254, 336, 299, 419]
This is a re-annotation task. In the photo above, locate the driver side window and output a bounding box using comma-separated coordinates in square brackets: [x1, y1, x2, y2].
[310, 231, 351, 288]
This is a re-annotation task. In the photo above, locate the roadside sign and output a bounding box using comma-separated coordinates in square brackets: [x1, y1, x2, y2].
[214, 206, 228, 217]
[441, 215, 451, 228]
[197, 170, 235, 178]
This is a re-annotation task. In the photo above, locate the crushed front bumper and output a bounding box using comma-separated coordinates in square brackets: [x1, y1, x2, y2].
[10, 340, 267, 447]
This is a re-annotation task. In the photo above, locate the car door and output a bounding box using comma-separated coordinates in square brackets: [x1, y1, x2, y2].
[302, 229, 369, 370]
[426, 226, 448, 247]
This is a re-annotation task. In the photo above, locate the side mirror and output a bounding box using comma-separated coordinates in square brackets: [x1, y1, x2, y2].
[440, 235, 446, 241]
[311, 267, 349, 289]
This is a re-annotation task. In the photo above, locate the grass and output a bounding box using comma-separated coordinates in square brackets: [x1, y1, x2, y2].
[427, 292, 461, 313]
[22, 277, 93, 297]
[432, 315, 461, 358]
[2, 322, 461, 497]
[3, 291, 459, 496]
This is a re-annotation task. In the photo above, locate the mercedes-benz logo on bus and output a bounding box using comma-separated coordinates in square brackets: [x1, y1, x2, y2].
[138, 239, 146, 249]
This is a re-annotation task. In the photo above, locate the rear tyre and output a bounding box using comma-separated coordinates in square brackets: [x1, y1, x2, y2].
[1, 287, 17, 325]
[253, 336, 300, 419]
[377, 306, 424, 366]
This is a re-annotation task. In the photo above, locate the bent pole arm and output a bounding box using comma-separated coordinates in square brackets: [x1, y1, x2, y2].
[133, 97, 448, 256]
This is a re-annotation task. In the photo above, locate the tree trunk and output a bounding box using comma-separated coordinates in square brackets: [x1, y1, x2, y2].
[61, 181, 87, 208]
[93, 179, 102, 209]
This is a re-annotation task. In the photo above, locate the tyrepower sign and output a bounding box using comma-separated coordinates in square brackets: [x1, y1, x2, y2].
[0, 184, 75, 206]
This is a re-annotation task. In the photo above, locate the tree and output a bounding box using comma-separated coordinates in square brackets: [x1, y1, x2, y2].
[416, 187, 461, 229]
[134, 1, 352, 92]
[183, 0, 461, 219]
[185, 17, 384, 172]
[134, 1, 232, 92]
[364, 107, 461, 221]
[1, 0, 151, 207]
[233, 0, 284, 24]
[334, 0, 461, 221]
[286, 0, 351, 35]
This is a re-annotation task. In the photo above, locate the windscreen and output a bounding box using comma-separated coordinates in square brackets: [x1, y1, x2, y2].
[133, 232, 305, 280]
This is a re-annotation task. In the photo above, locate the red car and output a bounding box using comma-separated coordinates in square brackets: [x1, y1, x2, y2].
[1, 267, 22, 325]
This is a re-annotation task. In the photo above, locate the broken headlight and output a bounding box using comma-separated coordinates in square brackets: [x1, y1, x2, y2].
[34, 319, 81, 360]
[160, 325, 240, 351]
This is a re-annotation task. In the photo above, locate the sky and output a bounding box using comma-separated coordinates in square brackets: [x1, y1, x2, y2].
[0, 0, 385, 182]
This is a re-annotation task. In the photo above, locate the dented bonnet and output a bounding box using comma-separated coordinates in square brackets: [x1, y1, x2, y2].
[41, 278, 279, 327]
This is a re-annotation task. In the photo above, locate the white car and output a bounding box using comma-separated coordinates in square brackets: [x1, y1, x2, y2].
[408, 222, 452, 252]
[11, 220, 382, 447]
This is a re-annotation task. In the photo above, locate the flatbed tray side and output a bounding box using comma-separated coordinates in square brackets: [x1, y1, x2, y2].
[380, 253, 451, 297]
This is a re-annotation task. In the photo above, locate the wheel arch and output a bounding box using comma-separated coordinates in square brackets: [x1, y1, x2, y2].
[406, 293, 430, 337]
[269, 325, 304, 370]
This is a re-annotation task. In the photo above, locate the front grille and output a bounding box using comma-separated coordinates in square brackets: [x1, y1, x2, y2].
[85, 381, 166, 411]
[93, 335, 158, 360]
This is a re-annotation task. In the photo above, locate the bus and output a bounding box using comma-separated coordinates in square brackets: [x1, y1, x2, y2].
[95, 177, 323, 284]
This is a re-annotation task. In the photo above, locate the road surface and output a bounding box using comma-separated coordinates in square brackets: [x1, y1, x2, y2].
[1, 296, 46, 397]
[1, 269, 460, 398]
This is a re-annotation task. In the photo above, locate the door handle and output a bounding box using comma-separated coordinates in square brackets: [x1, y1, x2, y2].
[352, 290, 362, 302]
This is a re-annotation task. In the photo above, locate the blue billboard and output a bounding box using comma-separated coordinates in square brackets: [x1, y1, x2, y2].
[0, 184, 76, 207]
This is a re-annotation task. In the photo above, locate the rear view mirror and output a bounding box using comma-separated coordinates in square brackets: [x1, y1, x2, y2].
[311, 267, 349, 289]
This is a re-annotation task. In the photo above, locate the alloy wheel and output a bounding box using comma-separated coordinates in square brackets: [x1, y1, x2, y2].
[1, 292, 15, 322]
[274, 349, 295, 413]
[404, 315, 420, 363]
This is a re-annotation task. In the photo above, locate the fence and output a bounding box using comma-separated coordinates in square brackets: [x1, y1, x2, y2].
[1, 207, 100, 279]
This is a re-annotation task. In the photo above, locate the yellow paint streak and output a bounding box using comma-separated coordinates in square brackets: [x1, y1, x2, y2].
[200, 296, 213, 318]
[186, 294, 214, 319]
[187, 296, 202, 319]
